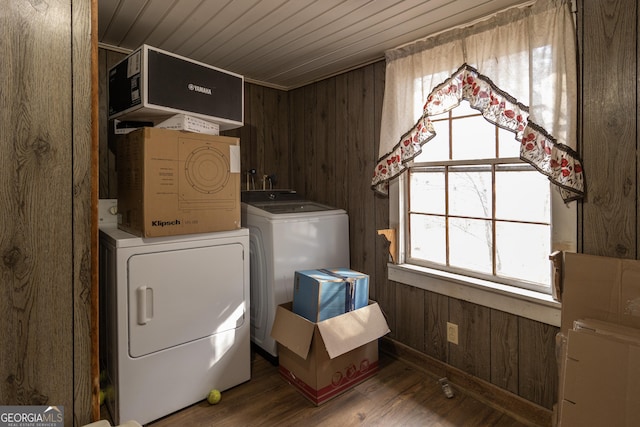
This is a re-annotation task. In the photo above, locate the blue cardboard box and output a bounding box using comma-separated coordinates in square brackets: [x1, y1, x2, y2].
[292, 268, 369, 322]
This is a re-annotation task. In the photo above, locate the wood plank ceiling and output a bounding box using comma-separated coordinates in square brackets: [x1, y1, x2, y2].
[98, 0, 531, 90]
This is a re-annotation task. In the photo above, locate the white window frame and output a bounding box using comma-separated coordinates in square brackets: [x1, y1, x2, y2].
[387, 166, 575, 326]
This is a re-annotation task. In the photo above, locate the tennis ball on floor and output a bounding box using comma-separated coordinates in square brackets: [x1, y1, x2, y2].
[207, 389, 222, 405]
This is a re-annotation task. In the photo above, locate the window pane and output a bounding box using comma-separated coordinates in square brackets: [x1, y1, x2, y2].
[449, 167, 492, 218]
[415, 119, 449, 162]
[410, 214, 446, 264]
[495, 169, 550, 223]
[496, 221, 550, 286]
[451, 101, 479, 117]
[451, 116, 496, 160]
[449, 217, 492, 274]
[406, 101, 554, 293]
[498, 127, 519, 158]
[410, 169, 445, 214]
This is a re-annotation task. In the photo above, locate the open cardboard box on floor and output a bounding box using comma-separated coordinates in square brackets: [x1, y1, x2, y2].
[271, 301, 390, 405]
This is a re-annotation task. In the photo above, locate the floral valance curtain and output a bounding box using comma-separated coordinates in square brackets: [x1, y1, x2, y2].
[372, 0, 584, 202]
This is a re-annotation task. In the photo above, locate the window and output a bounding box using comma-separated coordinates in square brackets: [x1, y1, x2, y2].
[406, 101, 553, 294]
[373, 2, 582, 312]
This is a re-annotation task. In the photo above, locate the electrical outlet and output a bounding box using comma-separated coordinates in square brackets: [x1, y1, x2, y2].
[446, 322, 459, 345]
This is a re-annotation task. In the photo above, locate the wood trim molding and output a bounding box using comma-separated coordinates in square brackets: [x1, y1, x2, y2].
[379, 337, 553, 427]
[91, 0, 100, 420]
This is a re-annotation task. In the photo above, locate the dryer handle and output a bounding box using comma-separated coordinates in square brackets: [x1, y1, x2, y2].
[137, 286, 154, 325]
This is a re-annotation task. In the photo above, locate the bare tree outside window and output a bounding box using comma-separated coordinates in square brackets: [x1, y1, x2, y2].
[407, 101, 551, 293]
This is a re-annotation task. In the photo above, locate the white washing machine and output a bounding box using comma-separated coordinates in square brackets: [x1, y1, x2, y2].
[99, 202, 250, 425]
[241, 191, 350, 359]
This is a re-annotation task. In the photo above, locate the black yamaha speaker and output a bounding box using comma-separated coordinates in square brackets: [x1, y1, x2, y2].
[108, 45, 243, 130]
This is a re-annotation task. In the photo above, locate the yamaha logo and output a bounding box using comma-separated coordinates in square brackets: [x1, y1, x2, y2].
[188, 83, 212, 95]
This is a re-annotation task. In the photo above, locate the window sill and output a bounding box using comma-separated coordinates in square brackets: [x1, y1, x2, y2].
[388, 263, 561, 327]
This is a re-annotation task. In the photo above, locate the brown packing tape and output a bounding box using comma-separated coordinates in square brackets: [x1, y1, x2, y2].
[317, 269, 358, 313]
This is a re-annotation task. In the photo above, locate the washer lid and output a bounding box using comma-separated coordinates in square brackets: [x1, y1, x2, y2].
[241, 189, 301, 203]
[252, 201, 337, 214]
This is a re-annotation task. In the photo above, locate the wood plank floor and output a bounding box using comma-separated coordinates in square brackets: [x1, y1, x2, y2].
[135, 349, 530, 427]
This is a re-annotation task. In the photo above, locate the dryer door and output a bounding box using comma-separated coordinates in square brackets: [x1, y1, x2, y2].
[127, 242, 245, 358]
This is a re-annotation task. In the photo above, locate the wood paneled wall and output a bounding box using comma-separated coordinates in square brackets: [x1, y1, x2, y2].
[98, 50, 125, 200]
[287, 64, 387, 291]
[578, 0, 639, 259]
[96, 0, 640, 414]
[223, 84, 291, 191]
[1, 1, 94, 425]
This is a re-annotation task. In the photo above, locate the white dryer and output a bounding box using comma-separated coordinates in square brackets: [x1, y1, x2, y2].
[99, 223, 250, 425]
[241, 191, 350, 360]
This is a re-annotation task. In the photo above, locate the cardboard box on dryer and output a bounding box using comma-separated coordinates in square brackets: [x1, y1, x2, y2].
[270, 301, 390, 405]
[116, 127, 241, 237]
[292, 268, 369, 322]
